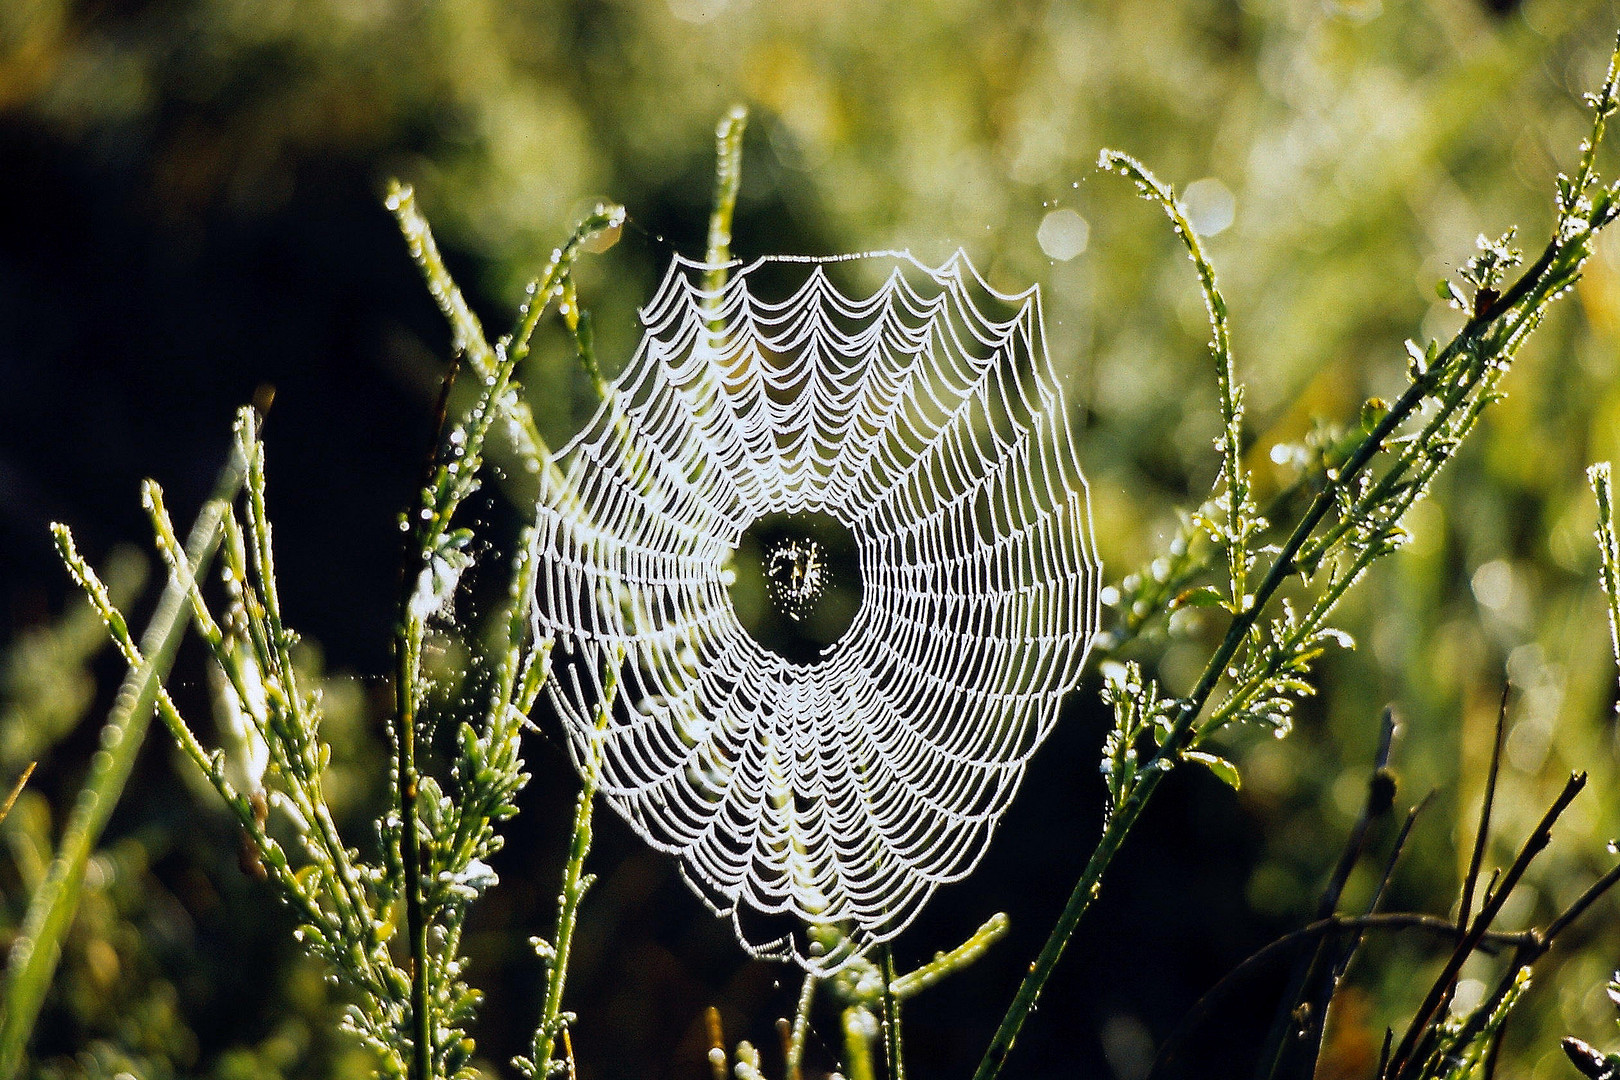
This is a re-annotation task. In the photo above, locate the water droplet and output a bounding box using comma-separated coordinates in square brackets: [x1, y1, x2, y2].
[1038, 209, 1091, 261]
[1182, 177, 1236, 237]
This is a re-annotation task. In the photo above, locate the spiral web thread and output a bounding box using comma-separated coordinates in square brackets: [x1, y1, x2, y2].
[532, 251, 1101, 972]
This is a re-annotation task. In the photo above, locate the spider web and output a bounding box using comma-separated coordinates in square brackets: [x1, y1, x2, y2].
[532, 250, 1101, 972]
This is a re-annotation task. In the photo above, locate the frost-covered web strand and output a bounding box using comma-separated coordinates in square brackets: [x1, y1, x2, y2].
[532, 251, 1101, 973]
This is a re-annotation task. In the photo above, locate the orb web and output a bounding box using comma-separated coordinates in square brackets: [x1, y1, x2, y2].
[532, 250, 1101, 973]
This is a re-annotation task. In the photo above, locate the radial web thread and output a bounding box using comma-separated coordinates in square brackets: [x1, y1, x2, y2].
[532, 251, 1101, 972]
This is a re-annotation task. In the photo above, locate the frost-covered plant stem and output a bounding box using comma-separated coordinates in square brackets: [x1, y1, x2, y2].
[517, 658, 617, 1079]
[393, 700, 434, 1074]
[879, 948, 903, 1080]
[1102, 154, 1256, 610]
[1590, 463, 1620, 679]
[0, 439, 245, 1080]
[124, 412, 410, 1065]
[785, 972, 816, 1080]
[39, 187, 622, 1080]
[1583, 460, 1620, 1065]
[706, 105, 748, 292]
[387, 183, 623, 1079]
[975, 37, 1620, 1080]
[384, 183, 599, 517]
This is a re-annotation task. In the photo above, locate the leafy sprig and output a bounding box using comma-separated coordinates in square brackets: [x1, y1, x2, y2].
[0, 441, 245, 1080]
[975, 31, 1620, 1080]
[385, 183, 623, 1078]
[45, 179, 623, 1080]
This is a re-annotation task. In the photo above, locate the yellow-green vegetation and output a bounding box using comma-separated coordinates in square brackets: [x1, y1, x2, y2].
[4, 3, 1620, 1079]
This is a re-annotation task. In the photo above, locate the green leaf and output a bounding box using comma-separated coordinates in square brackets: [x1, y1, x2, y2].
[1183, 750, 1241, 790]
[1171, 586, 1227, 610]
[1360, 397, 1390, 433]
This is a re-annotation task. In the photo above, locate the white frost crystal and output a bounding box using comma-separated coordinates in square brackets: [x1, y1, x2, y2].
[532, 251, 1101, 971]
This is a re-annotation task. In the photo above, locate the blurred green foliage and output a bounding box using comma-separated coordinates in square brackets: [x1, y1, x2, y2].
[0, 567, 392, 1079]
[4, 0, 1620, 1078]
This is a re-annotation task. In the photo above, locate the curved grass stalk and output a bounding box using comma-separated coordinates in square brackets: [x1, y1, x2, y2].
[1100, 152, 1254, 611]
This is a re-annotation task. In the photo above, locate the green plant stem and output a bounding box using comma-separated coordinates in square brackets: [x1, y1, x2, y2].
[395, 617, 432, 1080]
[1101, 152, 1249, 603]
[0, 763, 34, 829]
[531, 659, 618, 1073]
[977, 232, 1451, 1080]
[976, 331, 1481, 1080]
[974, 182, 1603, 1080]
[1387, 772, 1588, 1080]
[1588, 463, 1620, 679]
[785, 971, 816, 1080]
[972, 769, 1153, 1079]
[890, 913, 1009, 1000]
[702, 105, 747, 349]
[52, 512, 366, 997]
[706, 105, 748, 285]
[384, 181, 612, 518]
[387, 192, 617, 1065]
[842, 1007, 878, 1080]
[539, 750, 597, 1053]
[0, 442, 246, 1080]
[389, 191, 623, 1080]
[232, 414, 394, 991]
[880, 946, 904, 1080]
